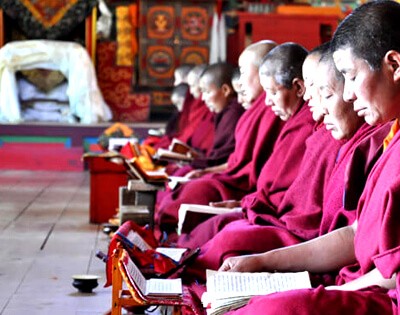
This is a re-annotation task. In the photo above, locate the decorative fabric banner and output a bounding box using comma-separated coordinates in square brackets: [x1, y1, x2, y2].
[115, 5, 138, 67]
[0, 0, 97, 39]
[19, 0, 79, 27]
[181, 6, 209, 41]
[139, 1, 214, 87]
[96, 41, 150, 122]
[147, 5, 175, 40]
[180, 46, 209, 65]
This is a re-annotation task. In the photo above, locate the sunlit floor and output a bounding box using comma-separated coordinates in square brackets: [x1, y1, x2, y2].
[0, 170, 112, 315]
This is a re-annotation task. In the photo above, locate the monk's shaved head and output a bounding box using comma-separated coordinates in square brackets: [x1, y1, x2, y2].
[201, 62, 235, 88]
[260, 42, 308, 89]
[241, 40, 278, 67]
[187, 64, 207, 98]
[238, 40, 277, 105]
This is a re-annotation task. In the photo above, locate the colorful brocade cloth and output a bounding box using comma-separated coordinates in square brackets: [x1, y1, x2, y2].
[0, 0, 97, 39]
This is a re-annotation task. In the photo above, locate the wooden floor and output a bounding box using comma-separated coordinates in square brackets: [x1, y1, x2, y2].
[0, 170, 112, 315]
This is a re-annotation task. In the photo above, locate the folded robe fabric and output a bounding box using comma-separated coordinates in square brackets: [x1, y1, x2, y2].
[155, 92, 285, 232]
[178, 97, 215, 153]
[241, 101, 315, 223]
[186, 108, 215, 157]
[183, 98, 245, 170]
[152, 92, 197, 150]
[317, 122, 390, 236]
[269, 123, 387, 239]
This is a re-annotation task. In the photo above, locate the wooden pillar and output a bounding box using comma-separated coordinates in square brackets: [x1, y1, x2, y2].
[0, 9, 4, 48]
[85, 6, 97, 64]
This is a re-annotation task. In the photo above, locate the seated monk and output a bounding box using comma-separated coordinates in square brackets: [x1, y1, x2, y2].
[179, 43, 379, 282]
[211, 2, 400, 313]
[154, 40, 284, 236]
[152, 64, 215, 155]
[176, 42, 339, 250]
[167, 62, 245, 176]
[143, 64, 194, 148]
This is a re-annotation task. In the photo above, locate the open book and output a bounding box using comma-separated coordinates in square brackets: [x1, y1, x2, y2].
[125, 157, 168, 184]
[169, 138, 199, 157]
[154, 138, 200, 163]
[177, 204, 242, 235]
[120, 230, 188, 262]
[202, 269, 312, 315]
[119, 249, 183, 297]
[117, 229, 200, 277]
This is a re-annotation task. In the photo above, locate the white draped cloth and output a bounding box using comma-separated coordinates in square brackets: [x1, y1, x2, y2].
[0, 40, 112, 123]
[209, 12, 227, 64]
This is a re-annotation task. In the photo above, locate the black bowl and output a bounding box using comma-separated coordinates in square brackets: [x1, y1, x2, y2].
[72, 274, 100, 293]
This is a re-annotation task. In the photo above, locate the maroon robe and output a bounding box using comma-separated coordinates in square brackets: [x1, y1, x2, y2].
[318, 123, 390, 235]
[186, 109, 215, 157]
[179, 97, 214, 152]
[153, 94, 214, 153]
[171, 98, 245, 176]
[181, 123, 389, 282]
[177, 125, 339, 249]
[152, 91, 195, 150]
[225, 121, 400, 315]
[179, 102, 315, 277]
[191, 98, 245, 168]
[279, 123, 389, 239]
[155, 92, 285, 232]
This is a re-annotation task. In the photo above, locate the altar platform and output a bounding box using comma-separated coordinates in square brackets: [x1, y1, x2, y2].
[0, 122, 164, 171]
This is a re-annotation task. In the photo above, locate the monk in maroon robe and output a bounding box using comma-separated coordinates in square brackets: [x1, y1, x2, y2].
[178, 44, 391, 285]
[155, 41, 284, 234]
[176, 43, 333, 249]
[171, 63, 245, 175]
[154, 65, 215, 155]
[217, 3, 400, 313]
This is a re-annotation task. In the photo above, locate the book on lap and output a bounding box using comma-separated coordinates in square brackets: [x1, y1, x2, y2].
[117, 230, 200, 277]
[119, 249, 183, 298]
[202, 269, 312, 315]
[119, 230, 188, 263]
[155, 148, 194, 162]
[169, 138, 199, 158]
[177, 204, 242, 235]
[154, 138, 200, 163]
[124, 157, 168, 184]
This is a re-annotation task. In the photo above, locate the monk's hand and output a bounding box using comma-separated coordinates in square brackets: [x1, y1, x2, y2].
[219, 255, 263, 272]
[209, 200, 241, 208]
[185, 169, 206, 179]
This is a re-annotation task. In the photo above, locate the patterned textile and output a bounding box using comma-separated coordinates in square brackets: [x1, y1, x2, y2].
[96, 41, 150, 122]
[115, 5, 138, 67]
[0, 0, 97, 39]
[139, 1, 214, 87]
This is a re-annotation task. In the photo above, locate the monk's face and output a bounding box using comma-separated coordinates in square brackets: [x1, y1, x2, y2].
[302, 54, 324, 122]
[174, 72, 184, 86]
[232, 80, 250, 110]
[199, 74, 229, 113]
[187, 71, 202, 99]
[260, 75, 302, 121]
[334, 47, 400, 125]
[171, 94, 185, 112]
[317, 62, 362, 140]
[238, 51, 263, 106]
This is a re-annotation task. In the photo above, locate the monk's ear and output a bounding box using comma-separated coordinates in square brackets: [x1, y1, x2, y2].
[384, 50, 400, 82]
[221, 83, 234, 97]
[292, 78, 305, 98]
